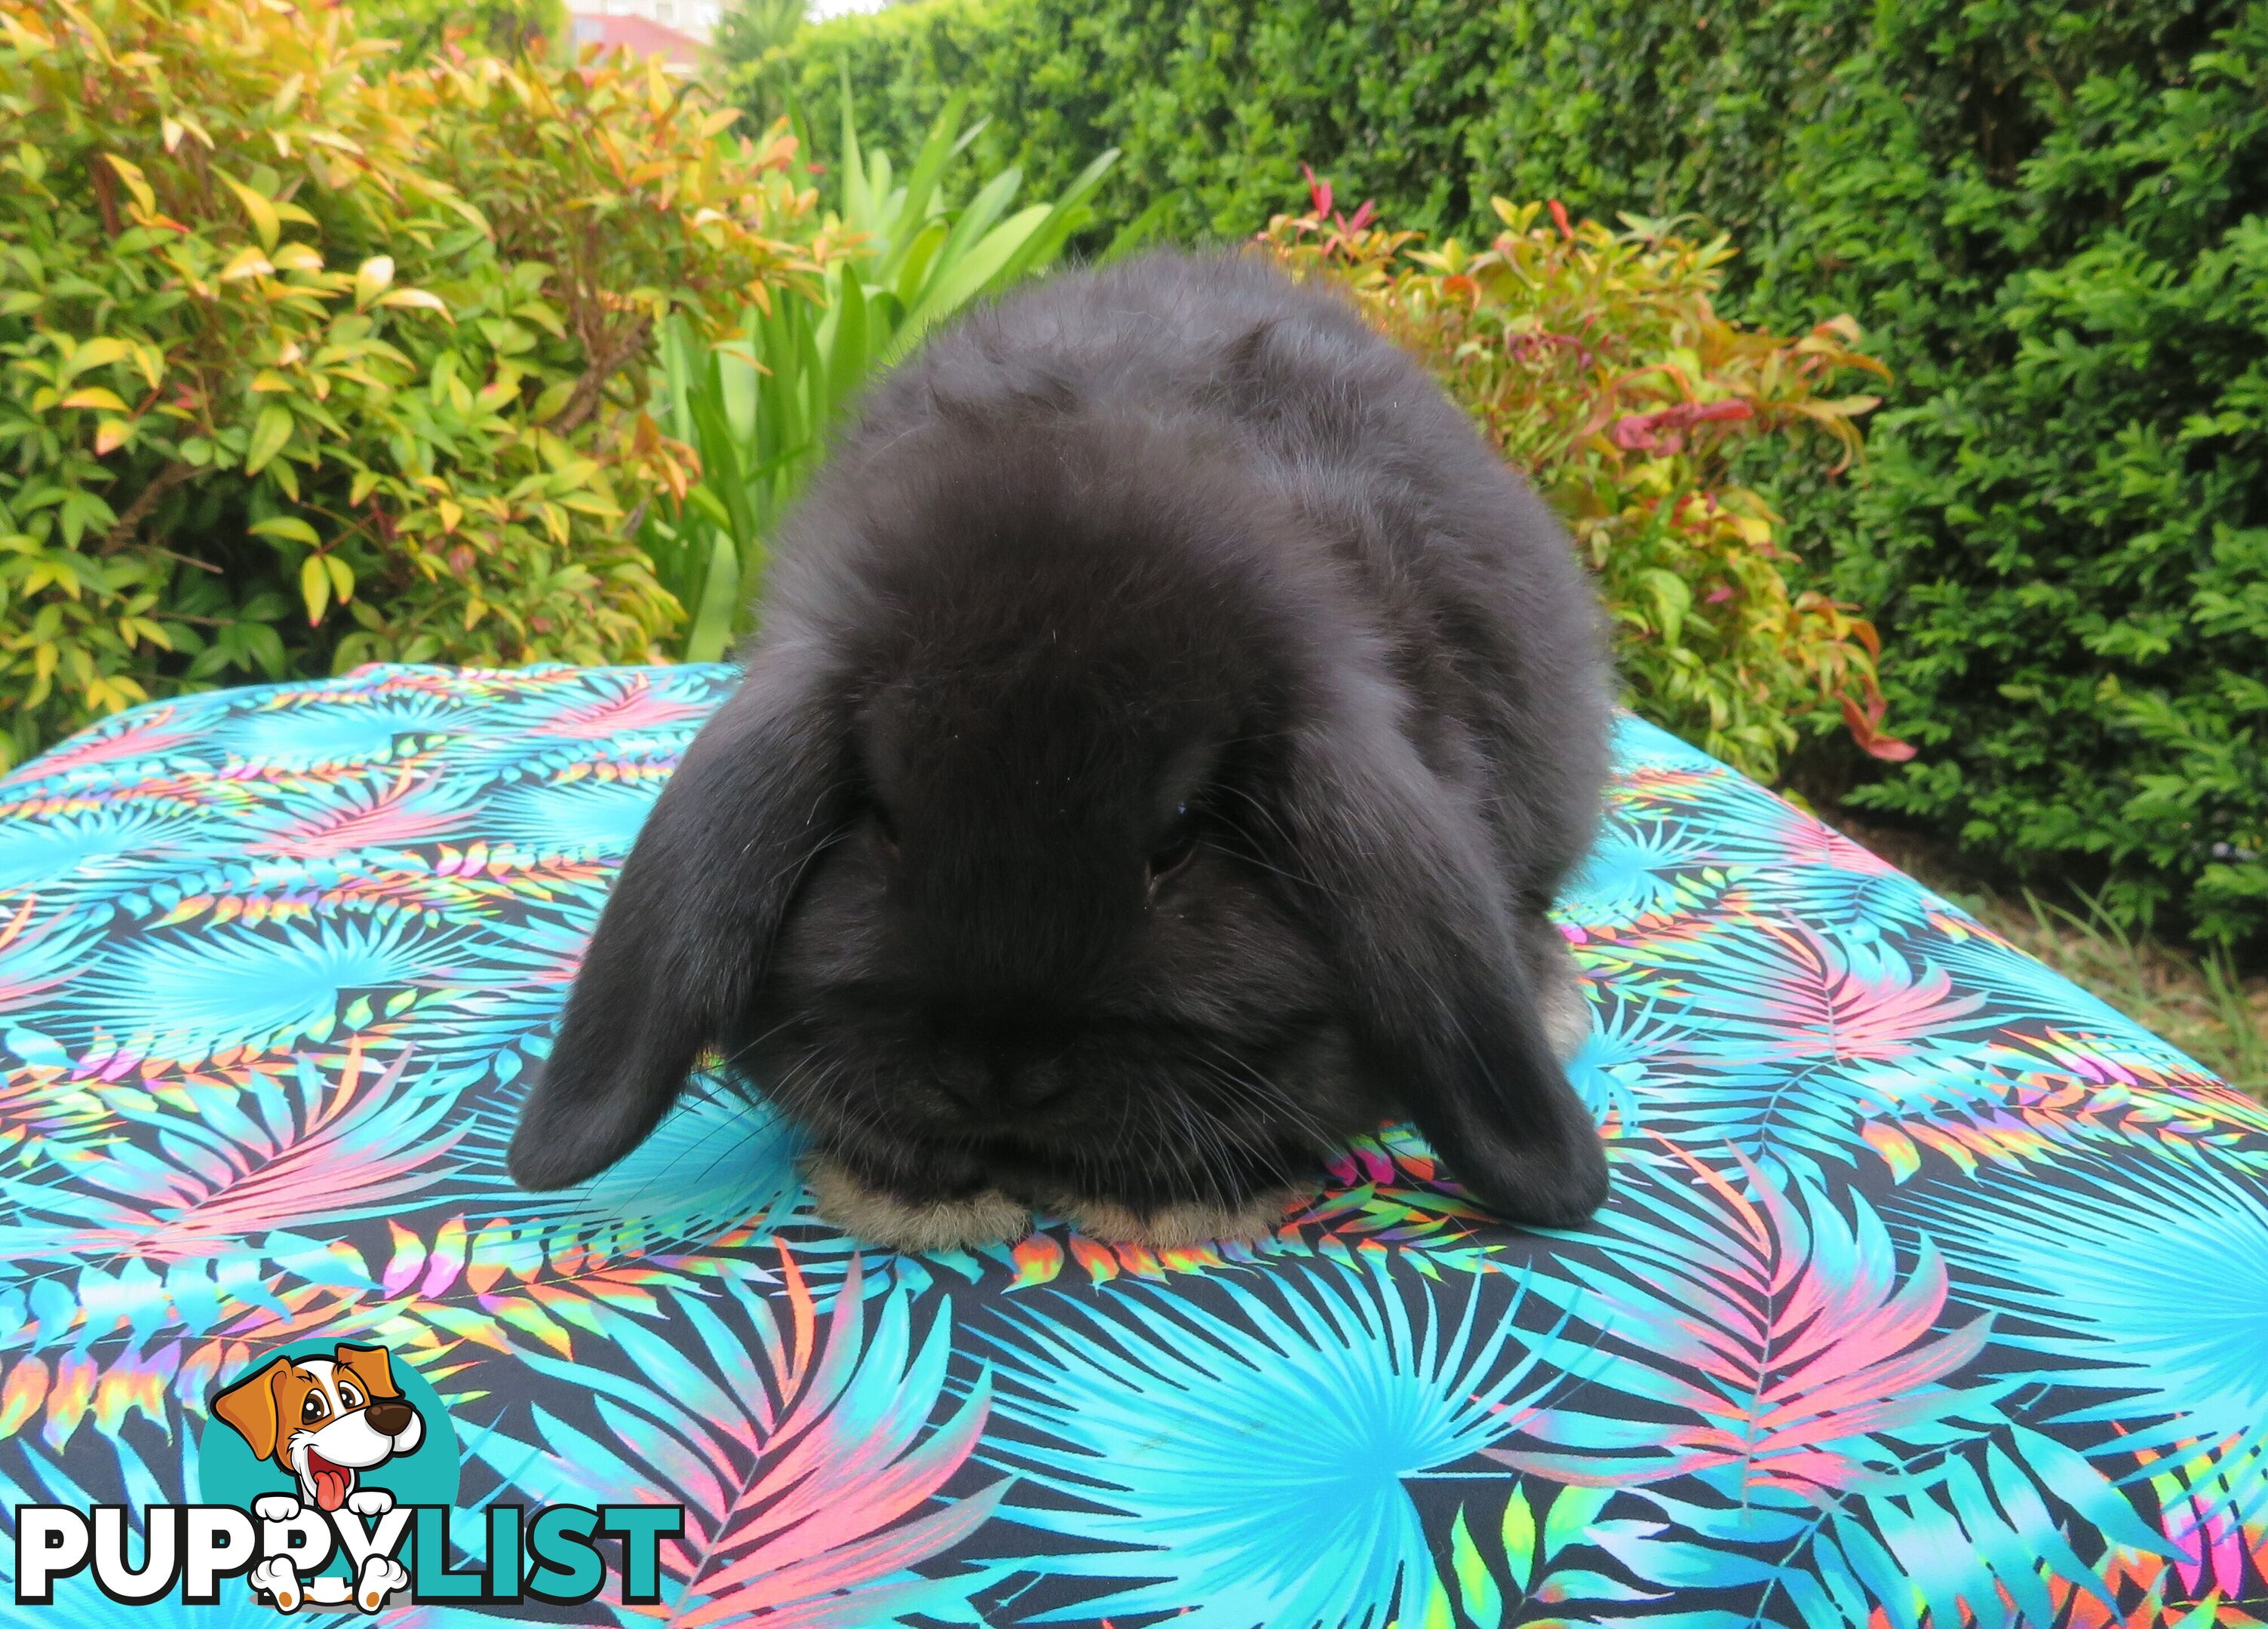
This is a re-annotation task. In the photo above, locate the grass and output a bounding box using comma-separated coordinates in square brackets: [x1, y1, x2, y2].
[1824, 808, 2268, 1101]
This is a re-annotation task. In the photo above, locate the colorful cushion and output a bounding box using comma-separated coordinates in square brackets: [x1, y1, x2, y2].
[2, 663, 2263, 1626]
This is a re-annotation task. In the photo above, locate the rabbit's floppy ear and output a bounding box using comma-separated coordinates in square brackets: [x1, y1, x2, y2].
[508, 644, 849, 1190]
[1279, 667, 1608, 1226]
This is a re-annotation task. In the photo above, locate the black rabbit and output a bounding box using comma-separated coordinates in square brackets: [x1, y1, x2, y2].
[508, 250, 1615, 1250]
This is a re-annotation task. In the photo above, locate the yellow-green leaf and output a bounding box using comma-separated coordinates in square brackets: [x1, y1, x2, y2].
[325, 554, 354, 603]
[354, 255, 394, 308]
[244, 403, 293, 475]
[376, 287, 450, 320]
[1450, 1507, 1502, 1629]
[60, 387, 128, 413]
[62, 337, 129, 379]
[94, 418, 133, 455]
[103, 153, 155, 216]
[219, 173, 281, 252]
[299, 552, 330, 624]
[250, 370, 293, 393]
[349, 470, 380, 505]
[1502, 1484, 1536, 1593]
[219, 245, 274, 282]
[529, 379, 574, 423]
[249, 514, 321, 547]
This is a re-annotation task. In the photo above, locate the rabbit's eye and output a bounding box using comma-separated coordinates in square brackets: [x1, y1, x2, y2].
[870, 802, 901, 859]
[1147, 806, 1198, 889]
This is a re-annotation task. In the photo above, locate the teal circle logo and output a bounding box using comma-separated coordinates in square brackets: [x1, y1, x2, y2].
[195, 1339, 459, 1580]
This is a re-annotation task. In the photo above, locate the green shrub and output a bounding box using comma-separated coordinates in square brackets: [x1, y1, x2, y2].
[1260, 185, 1900, 783]
[0, 0, 815, 771]
[783, 0, 2268, 949]
[763, 0, 1816, 254]
[1756, 5, 2268, 949]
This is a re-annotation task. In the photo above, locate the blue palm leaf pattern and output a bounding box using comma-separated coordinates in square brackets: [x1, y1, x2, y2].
[470, 1077, 822, 1261]
[0, 672, 2260, 1625]
[1910, 1148, 2268, 1506]
[57, 914, 465, 1060]
[0, 802, 214, 894]
[477, 774, 670, 856]
[210, 695, 464, 768]
[978, 1256, 1564, 1627]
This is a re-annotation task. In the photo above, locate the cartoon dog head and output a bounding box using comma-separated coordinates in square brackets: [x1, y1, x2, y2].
[211, 1344, 425, 1513]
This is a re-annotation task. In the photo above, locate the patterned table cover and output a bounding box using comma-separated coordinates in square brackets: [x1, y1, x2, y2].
[1, 663, 2263, 1628]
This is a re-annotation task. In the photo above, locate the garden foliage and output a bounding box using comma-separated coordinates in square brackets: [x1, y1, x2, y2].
[1258, 183, 1898, 784]
[0, 0, 817, 771]
[643, 85, 1119, 658]
[781, 0, 2268, 948]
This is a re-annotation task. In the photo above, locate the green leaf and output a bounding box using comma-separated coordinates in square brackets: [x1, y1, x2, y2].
[993, 146, 1119, 288]
[875, 87, 972, 283]
[824, 272, 869, 422]
[1449, 1505, 1502, 1628]
[299, 552, 330, 624]
[219, 173, 281, 252]
[1542, 1483, 1610, 1560]
[683, 532, 740, 663]
[837, 60, 870, 234]
[892, 161, 1025, 332]
[249, 514, 321, 547]
[892, 198, 1049, 359]
[1635, 567, 1693, 649]
[1501, 1483, 1536, 1594]
[60, 336, 129, 380]
[891, 218, 950, 308]
[244, 404, 293, 476]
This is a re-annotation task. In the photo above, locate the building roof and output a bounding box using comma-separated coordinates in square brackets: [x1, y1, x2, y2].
[569, 12, 705, 69]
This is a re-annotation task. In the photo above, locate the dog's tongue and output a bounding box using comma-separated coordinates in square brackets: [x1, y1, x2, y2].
[309, 1455, 350, 1512]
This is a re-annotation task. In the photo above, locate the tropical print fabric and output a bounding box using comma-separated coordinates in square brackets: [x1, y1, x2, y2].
[2, 661, 2264, 1629]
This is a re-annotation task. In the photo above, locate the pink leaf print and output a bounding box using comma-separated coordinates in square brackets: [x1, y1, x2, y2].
[46, 1045, 462, 1263]
[1493, 1142, 1994, 1502]
[540, 673, 712, 740]
[246, 769, 476, 856]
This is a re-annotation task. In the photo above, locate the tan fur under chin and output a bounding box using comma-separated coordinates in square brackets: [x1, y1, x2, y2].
[804, 1155, 1031, 1253]
[1051, 1188, 1300, 1248]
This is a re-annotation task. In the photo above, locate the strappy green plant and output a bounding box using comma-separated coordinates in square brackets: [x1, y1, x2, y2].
[643, 83, 1123, 660]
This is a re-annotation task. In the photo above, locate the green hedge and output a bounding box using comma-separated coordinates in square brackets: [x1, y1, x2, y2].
[769, 0, 2268, 949]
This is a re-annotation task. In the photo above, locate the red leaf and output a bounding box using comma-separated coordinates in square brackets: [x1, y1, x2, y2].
[1548, 198, 1574, 241]
[1610, 400, 1754, 451]
[1840, 692, 1918, 762]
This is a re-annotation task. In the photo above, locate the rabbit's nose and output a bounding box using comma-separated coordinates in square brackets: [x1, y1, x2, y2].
[364, 1399, 415, 1437]
[993, 1056, 1070, 1110]
[932, 1047, 1068, 1116]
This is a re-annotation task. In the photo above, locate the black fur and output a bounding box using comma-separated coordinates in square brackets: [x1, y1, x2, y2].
[508, 250, 1615, 1226]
